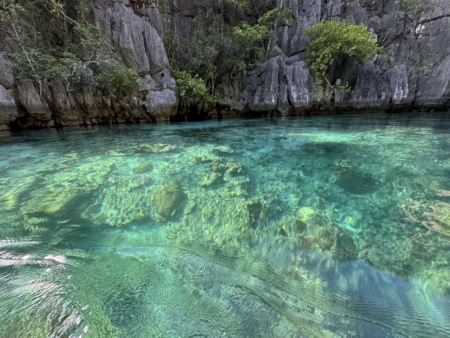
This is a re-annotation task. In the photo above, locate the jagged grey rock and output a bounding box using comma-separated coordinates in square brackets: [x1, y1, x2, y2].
[0, 85, 17, 130]
[0, 0, 449, 128]
[251, 57, 281, 112]
[233, 0, 450, 115]
[0, 55, 14, 89]
[18, 82, 52, 120]
[93, 2, 169, 75]
[145, 89, 177, 121]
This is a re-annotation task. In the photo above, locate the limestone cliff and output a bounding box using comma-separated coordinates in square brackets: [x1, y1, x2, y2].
[220, 0, 450, 115]
[0, 0, 449, 130]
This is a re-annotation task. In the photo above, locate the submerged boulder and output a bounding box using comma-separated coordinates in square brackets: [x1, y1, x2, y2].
[336, 168, 376, 195]
[153, 179, 185, 220]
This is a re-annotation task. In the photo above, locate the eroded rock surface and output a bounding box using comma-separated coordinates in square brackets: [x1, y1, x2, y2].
[0, 85, 17, 130]
[1, 0, 449, 128]
[153, 179, 186, 220]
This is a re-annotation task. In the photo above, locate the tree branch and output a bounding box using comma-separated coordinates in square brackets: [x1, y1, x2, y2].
[417, 13, 450, 26]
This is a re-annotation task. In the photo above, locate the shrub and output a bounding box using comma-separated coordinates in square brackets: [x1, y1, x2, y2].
[231, 23, 267, 71]
[95, 62, 140, 98]
[173, 71, 214, 106]
[302, 20, 381, 95]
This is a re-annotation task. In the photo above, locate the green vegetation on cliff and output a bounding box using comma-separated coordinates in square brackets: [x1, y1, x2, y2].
[167, 0, 296, 106]
[173, 71, 214, 106]
[303, 20, 381, 97]
[0, 0, 138, 96]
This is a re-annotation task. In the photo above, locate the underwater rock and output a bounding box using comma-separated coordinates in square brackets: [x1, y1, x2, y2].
[209, 159, 227, 172]
[247, 199, 263, 227]
[131, 143, 177, 154]
[20, 185, 81, 215]
[423, 267, 450, 296]
[199, 172, 222, 187]
[106, 150, 127, 157]
[436, 190, 450, 197]
[314, 184, 332, 199]
[371, 190, 392, 209]
[336, 168, 377, 195]
[361, 238, 414, 278]
[191, 154, 220, 165]
[326, 209, 363, 233]
[296, 207, 316, 223]
[153, 179, 186, 220]
[212, 145, 233, 155]
[84, 182, 151, 226]
[223, 161, 245, 182]
[0, 177, 35, 212]
[422, 200, 450, 237]
[23, 217, 49, 233]
[277, 217, 307, 238]
[132, 162, 153, 174]
[333, 232, 358, 262]
[182, 196, 251, 240]
[302, 142, 348, 156]
[221, 176, 249, 197]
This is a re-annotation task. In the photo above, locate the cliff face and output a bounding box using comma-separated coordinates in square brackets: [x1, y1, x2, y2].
[0, 0, 449, 130]
[223, 0, 450, 115]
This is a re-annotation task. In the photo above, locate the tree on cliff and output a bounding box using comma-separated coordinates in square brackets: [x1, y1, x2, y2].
[168, 0, 295, 106]
[302, 20, 381, 97]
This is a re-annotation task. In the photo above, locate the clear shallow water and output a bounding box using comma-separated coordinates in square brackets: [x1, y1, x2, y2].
[0, 113, 450, 337]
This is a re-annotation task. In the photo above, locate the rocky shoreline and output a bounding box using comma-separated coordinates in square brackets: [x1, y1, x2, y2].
[1, 0, 449, 131]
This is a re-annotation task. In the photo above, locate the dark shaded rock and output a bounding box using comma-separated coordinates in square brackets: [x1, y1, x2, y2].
[0, 85, 18, 130]
[145, 89, 177, 121]
[0, 55, 14, 89]
[337, 168, 377, 195]
[2, 0, 450, 128]
[18, 81, 52, 120]
[250, 57, 281, 112]
[93, 2, 169, 75]
[333, 232, 358, 262]
[303, 142, 349, 155]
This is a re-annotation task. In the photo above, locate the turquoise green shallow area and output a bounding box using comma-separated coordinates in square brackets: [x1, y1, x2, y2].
[1, 113, 450, 337]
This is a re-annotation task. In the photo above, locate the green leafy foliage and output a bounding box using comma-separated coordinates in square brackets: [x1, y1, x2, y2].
[303, 20, 381, 96]
[171, 2, 295, 105]
[258, 7, 297, 28]
[173, 71, 214, 106]
[231, 23, 268, 71]
[0, 0, 138, 97]
[190, 31, 221, 94]
[342, 0, 434, 17]
[396, 0, 433, 16]
[8, 50, 91, 90]
[96, 62, 140, 98]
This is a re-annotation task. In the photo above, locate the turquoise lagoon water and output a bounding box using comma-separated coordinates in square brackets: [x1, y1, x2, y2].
[0, 113, 450, 337]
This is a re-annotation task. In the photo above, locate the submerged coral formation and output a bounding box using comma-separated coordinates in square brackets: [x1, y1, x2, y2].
[1, 115, 450, 336]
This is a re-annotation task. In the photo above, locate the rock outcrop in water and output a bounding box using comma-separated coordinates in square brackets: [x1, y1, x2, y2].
[153, 179, 186, 221]
[0, 0, 449, 130]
